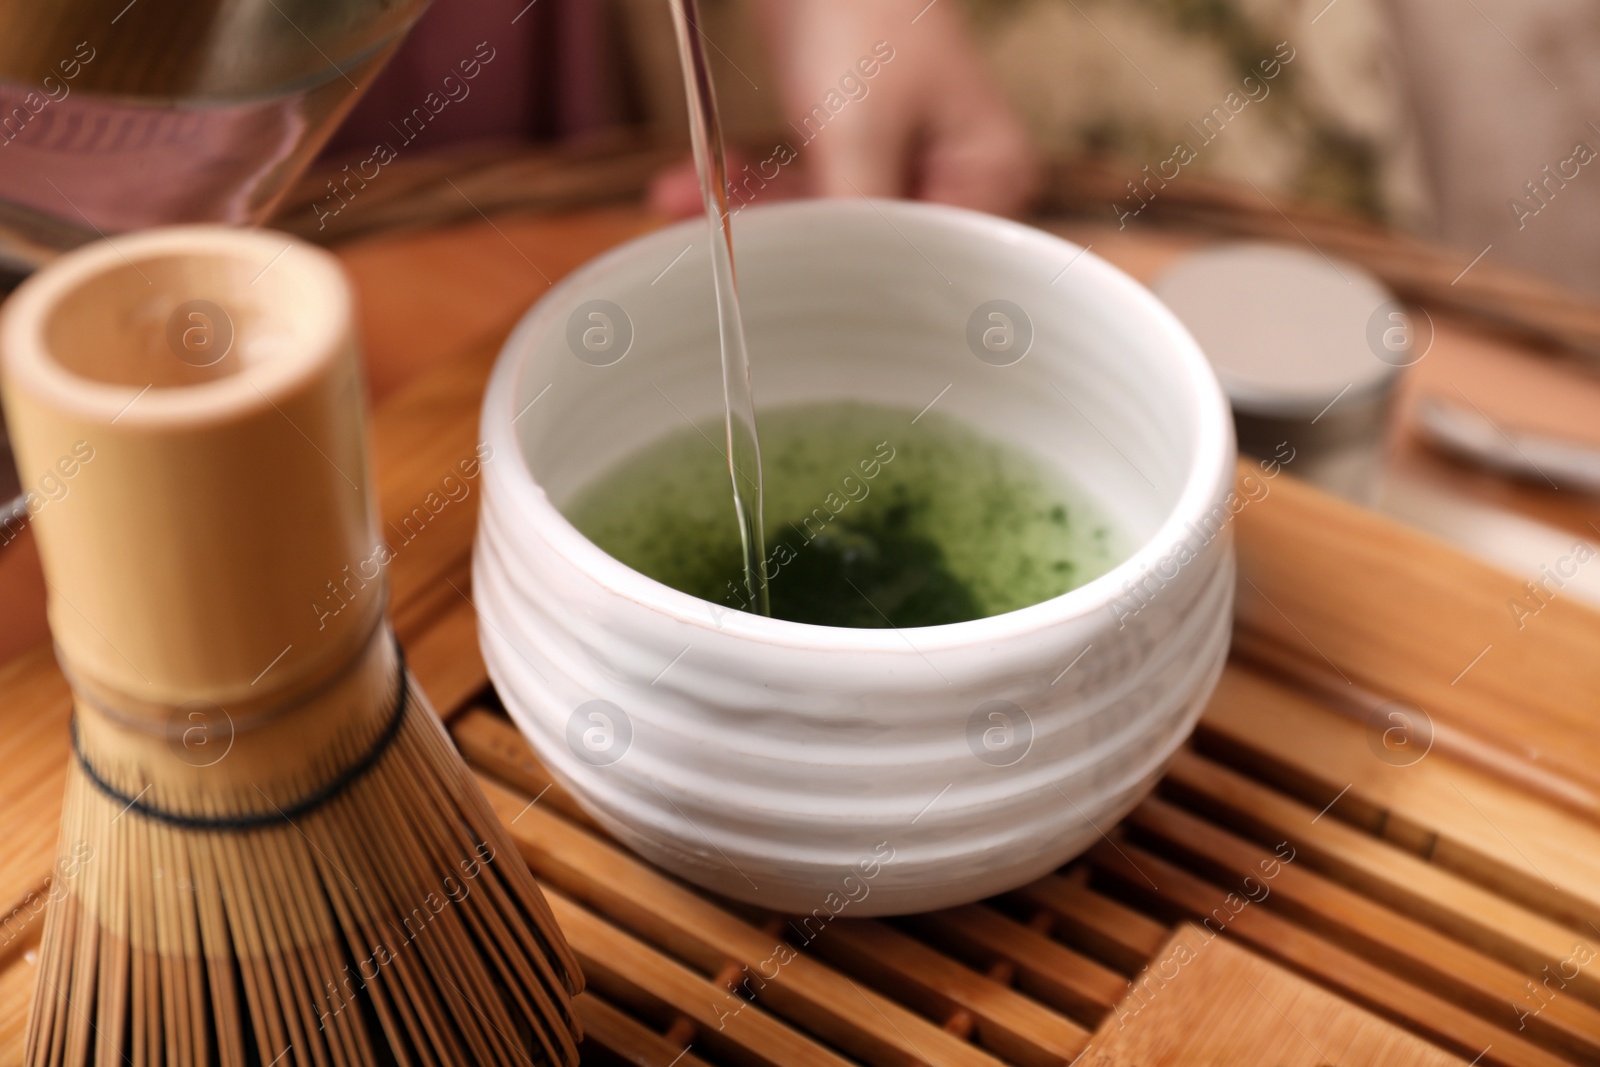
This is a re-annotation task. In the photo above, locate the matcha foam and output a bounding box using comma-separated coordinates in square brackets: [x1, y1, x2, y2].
[563, 402, 1127, 628]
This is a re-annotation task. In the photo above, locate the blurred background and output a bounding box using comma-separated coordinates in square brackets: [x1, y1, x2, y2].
[314, 0, 1600, 295]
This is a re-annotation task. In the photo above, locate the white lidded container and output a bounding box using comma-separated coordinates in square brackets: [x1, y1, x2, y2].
[1152, 242, 1411, 504]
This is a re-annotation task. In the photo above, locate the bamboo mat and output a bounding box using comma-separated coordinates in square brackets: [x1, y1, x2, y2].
[3, 207, 1600, 1065]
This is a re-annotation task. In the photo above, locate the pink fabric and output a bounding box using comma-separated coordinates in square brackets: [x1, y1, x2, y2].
[324, 0, 610, 157]
[556, 0, 609, 136]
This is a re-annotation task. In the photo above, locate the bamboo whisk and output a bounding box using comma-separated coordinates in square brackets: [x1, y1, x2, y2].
[0, 227, 582, 1066]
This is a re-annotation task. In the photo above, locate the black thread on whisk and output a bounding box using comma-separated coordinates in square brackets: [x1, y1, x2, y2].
[70, 636, 411, 831]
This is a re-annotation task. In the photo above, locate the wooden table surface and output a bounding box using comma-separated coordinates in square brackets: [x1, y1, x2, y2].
[4, 204, 1600, 1065]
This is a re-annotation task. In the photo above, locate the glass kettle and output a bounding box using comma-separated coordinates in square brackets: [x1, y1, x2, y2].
[0, 0, 431, 282]
[0, 0, 429, 527]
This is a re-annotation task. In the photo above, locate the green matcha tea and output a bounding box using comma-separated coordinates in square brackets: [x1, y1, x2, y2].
[564, 402, 1127, 628]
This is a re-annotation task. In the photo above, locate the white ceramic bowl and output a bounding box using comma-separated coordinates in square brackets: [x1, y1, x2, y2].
[474, 199, 1235, 915]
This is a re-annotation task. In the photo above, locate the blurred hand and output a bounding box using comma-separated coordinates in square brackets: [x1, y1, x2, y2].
[651, 0, 1041, 217]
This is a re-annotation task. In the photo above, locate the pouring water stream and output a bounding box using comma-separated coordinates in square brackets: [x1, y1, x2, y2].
[668, 0, 771, 617]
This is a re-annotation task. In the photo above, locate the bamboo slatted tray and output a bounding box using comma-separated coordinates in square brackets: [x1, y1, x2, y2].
[4, 209, 1600, 1066]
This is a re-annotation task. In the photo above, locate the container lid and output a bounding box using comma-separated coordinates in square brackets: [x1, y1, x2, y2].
[1151, 242, 1404, 418]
